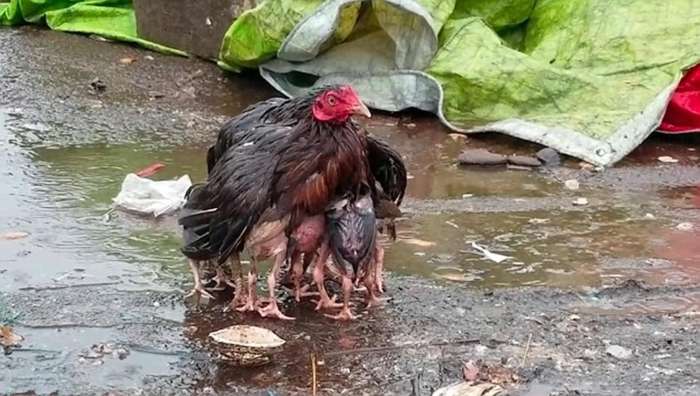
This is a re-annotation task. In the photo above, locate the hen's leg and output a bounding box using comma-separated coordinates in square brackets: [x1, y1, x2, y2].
[208, 266, 235, 291]
[258, 254, 295, 320]
[313, 245, 343, 310]
[225, 254, 246, 311]
[236, 256, 259, 312]
[374, 244, 385, 294]
[294, 253, 319, 301]
[185, 259, 214, 304]
[325, 275, 356, 320]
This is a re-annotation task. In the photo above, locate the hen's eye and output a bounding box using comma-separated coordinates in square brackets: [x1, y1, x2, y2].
[327, 96, 337, 106]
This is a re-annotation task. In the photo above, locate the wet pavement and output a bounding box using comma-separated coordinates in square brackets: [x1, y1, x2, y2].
[1, 26, 699, 395]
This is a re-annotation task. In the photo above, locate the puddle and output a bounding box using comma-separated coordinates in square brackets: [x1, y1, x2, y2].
[1, 326, 178, 393]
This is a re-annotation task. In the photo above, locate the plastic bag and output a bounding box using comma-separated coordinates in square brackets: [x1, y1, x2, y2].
[112, 173, 192, 217]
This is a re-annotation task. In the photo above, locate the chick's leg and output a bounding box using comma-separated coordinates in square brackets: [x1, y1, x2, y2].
[312, 244, 343, 311]
[226, 254, 246, 311]
[236, 256, 259, 312]
[325, 275, 356, 321]
[294, 253, 319, 301]
[185, 259, 214, 304]
[374, 244, 385, 295]
[258, 254, 295, 320]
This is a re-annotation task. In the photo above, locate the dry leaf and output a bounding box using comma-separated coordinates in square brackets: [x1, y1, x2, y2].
[0, 231, 28, 240]
[658, 156, 679, 163]
[0, 325, 24, 347]
[119, 57, 136, 65]
[463, 360, 480, 381]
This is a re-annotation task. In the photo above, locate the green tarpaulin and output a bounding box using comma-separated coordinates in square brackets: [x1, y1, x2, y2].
[3, 0, 699, 166]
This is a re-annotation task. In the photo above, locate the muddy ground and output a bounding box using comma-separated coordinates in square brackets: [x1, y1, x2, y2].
[0, 26, 699, 396]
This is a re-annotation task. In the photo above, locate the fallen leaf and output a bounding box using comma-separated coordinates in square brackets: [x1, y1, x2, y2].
[564, 179, 580, 190]
[0, 231, 28, 240]
[119, 57, 136, 64]
[0, 325, 24, 347]
[403, 238, 436, 248]
[463, 360, 480, 381]
[135, 163, 166, 178]
[433, 382, 504, 396]
[658, 156, 679, 163]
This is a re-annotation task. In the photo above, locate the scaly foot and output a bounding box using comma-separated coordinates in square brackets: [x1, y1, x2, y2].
[258, 300, 295, 320]
[185, 286, 215, 305]
[295, 284, 319, 302]
[324, 306, 357, 321]
[313, 294, 344, 311]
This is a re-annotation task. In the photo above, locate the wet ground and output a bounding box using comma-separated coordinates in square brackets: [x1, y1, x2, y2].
[1, 26, 699, 395]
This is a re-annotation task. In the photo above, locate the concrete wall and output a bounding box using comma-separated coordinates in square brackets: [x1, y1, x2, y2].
[133, 0, 257, 60]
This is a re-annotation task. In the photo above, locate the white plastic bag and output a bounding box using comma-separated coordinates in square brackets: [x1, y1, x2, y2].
[113, 173, 192, 217]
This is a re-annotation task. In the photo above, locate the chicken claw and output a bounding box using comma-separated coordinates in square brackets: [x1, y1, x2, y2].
[185, 285, 215, 304]
[324, 307, 357, 321]
[258, 300, 295, 320]
[313, 293, 344, 311]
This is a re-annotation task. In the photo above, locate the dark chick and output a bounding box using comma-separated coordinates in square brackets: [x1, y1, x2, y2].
[315, 188, 377, 321]
[179, 85, 373, 320]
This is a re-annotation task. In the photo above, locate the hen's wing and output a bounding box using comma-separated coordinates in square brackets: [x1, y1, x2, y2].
[207, 97, 287, 173]
[366, 134, 407, 206]
[181, 123, 293, 263]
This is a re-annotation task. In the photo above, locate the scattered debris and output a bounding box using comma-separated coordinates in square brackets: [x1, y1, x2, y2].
[119, 57, 137, 65]
[462, 194, 474, 199]
[579, 161, 595, 171]
[658, 156, 679, 163]
[449, 133, 467, 142]
[644, 213, 656, 219]
[606, 345, 633, 360]
[506, 164, 533, 171]
[89, 77, 107, 94]
[676, 222, 694, 231]
[403, 238, 437, 248]
[135, 163, 166, 178]
[112, 173, 192, 217]
[528, 218, 549, 225]
[536, 148, 561, 166]
[145, 55, 155, 61]
[148, 91, 166, 99]
[433, 382, 505, 396]
[209, 325, 285, 366]
[508, 155, 541, 167]
[564, 179, 580, 190]
[572, 197, 589, 206]
[470, 242, 510, 263]
[458, 149, 507, 166]
[0, 325, 23, 348]
[0, 231, 28, 240]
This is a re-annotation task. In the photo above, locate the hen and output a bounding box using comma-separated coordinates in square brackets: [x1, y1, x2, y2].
[179, 86, 374, 319]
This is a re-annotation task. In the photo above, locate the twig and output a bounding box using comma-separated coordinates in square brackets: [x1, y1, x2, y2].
[520, 333, 533, 368]
[19, 281, 121, 291]
[311, 353, 317, 396]
[323, 338, 480, 357]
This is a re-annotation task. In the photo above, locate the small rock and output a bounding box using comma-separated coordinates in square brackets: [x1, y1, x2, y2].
[658, 156, 679, 163]
[528, 218, 549, 224]
[153, 301, 161, 307]
[583, 349, 597, 359]
[145, 55, 155, 61]
[405, 122, 416, 129]
[676, 222, 694, 231]
[89, 78, 107, 94]
[579, 161, 595, 171]
[462, 194, 474, 199]
[572, 197, 589, 206]
[606, 345, 632, 360]
[536, 148, 561, 166]
[458, 149, 507, 165]
[113, 348, 129, 360]
[568, 314, 581, 321]
[644, 213, 655, 219]
[564, 179, 580, 190]
[508, 155, 541, 167]
[449, 133, 467, 142]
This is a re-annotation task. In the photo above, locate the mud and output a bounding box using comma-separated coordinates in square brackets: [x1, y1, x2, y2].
[1, 27, 699, 395]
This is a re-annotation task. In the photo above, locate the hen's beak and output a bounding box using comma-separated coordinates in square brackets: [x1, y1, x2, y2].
[352, 101, 372, 118]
